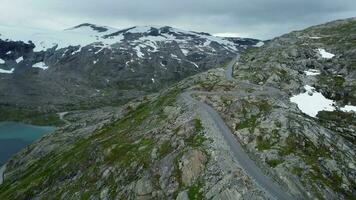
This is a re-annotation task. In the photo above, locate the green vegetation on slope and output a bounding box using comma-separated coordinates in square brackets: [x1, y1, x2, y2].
[0, 106, 63, 126]
[0, 87, 182, 199]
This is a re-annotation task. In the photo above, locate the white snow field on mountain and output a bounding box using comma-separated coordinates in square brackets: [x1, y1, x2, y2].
[290, 85, 356, 117]
[0, 24, 242, 53]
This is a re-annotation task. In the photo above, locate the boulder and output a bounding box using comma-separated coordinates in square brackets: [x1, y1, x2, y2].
[179, 149, 207, 186]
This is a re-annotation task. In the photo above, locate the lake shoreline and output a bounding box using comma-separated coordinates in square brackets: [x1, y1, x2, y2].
[0, 121, 55, 172]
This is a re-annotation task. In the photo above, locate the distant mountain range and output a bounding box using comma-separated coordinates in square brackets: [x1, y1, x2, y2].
[0, 23, 260, 111]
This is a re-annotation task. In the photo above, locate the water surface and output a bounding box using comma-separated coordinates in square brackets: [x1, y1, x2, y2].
[0, 122, 54, 165]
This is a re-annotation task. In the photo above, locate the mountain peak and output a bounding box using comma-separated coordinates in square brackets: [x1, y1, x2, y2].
[69, 23, 110, 33]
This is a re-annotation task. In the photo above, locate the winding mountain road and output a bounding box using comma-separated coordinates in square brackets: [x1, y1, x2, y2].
[182, 57, 292, 200]
[224, 56, 239, 81]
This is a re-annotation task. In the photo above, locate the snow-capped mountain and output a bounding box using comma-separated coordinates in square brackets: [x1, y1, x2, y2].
[0, 23, 256, 53]
[0, 23, 260, 110]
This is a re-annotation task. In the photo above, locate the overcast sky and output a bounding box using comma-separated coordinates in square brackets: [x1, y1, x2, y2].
[0, 0, 355, 39]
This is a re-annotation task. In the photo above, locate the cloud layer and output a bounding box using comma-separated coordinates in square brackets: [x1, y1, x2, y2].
[1, 0, 355, 39]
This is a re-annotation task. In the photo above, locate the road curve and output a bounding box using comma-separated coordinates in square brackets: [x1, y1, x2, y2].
[182, 57, 293, 200]
[224, 55, 239, 81]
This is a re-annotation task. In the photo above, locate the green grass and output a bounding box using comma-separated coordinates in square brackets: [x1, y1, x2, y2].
[185, 134, 207, 148]
[198, 80, 220, 91]
[256, 135, 273, 151]
[256, 129, 280, 151]
[187, 182, 204, 200]
[104, 137, 154, 168]
[172, 151, 185, 197]
[317, 111, 356, 144]
[317, 110, 356, 126]
[237, 114, 258, 130]
[277, 133, 354, 198]
[185, 119, 207, 148]
[158, 141, 174, 158]
[235, 100, 272, 133]
[194, 118, 203, 132]
[318, 75, 345, 91]
[316, 73, 356, 105]
[0, 106, 63, 126]
[266, 159, 283, 168]
[291, 167, 303, 177]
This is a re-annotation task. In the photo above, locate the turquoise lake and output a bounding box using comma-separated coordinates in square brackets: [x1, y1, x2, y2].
[0, 122, 55, 165]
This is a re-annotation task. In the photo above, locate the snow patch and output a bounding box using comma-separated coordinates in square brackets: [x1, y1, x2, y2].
[0, 59, 5, 64]
[181, 49, 189, 56]
[32, 62, 48, 70]
[317, 48, 335, 59]
[94, 47, 104, 54]
[134, 46, 144, 58]
[188, 61, 199, 68]
[133, 35, 165, 53]
[171, 54, 181, 62]
[291, 85, 356, 116]
[151, 78, 155, 83]
[16, 56, 23, 63]
[137, 26, 240, 51]
[202, 35, 238, 51]
[6, 51, 11, 55]
[0, 24, 120, 52]
[128, 26, 152, 34]
[290, 85, 335, 117]
[341, 105, 356, 113]
[93, 59, 99, 65]
[71, 47, 82, 55]
[309, 36, 321, 39]
[304, 69, 320, 76]
[62, 49, 69, 57]
[203, 40, 211, 46]
[254, 41, 264, 47]
[0, 68, 14, 74]
[125, 59, 134, 66]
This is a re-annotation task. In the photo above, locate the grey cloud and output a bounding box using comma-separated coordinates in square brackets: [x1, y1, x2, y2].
[1, 0, 355, 39]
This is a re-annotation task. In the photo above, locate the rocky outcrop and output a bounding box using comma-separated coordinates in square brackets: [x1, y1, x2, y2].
[135, 177, 154, 198]
[179, 149, 207, 186]
[215, 188, 242, 200]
